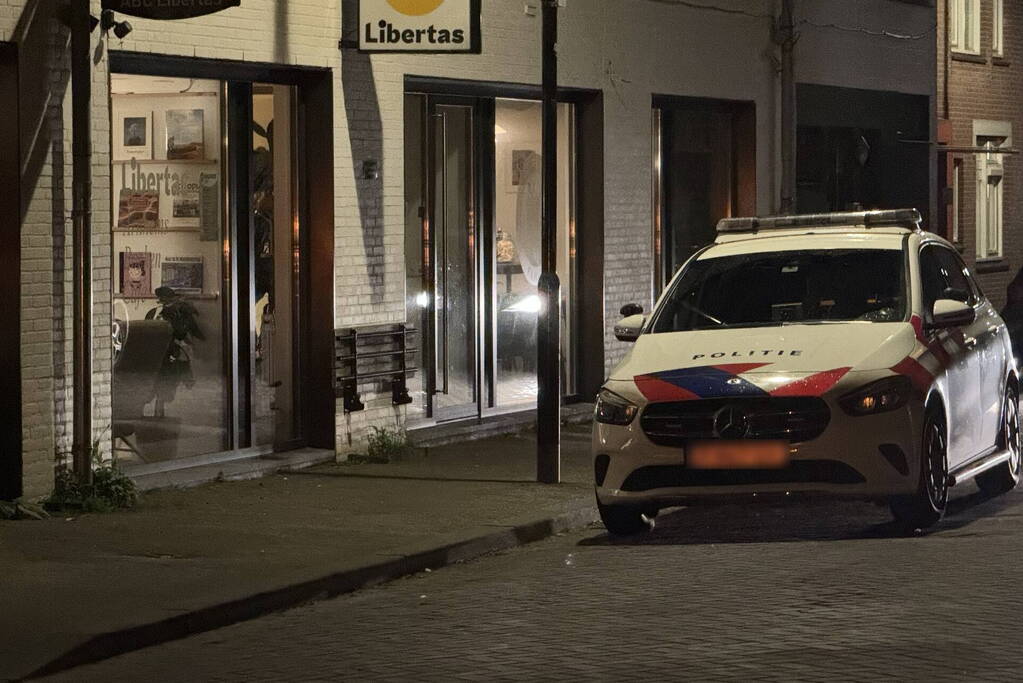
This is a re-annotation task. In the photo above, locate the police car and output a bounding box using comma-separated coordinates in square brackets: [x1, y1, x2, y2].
[594, 209, 1021, 535]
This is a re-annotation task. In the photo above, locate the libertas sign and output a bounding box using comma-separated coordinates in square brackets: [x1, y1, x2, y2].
[358, 0, 480, 53]
[102, 0, 241, 20]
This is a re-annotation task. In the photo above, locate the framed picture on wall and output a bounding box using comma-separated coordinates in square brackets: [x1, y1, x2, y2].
[115, 113, 152, 160]
[166, 109, 205, 160]
[161, 257, 204, 295]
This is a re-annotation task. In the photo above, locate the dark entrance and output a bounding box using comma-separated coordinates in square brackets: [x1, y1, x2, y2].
[0, 42, 21, 500]
[796, 84, 931, 225]
[652, 96, 756, 293]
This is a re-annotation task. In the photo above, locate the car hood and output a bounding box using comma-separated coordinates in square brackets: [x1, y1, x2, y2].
[610, 322, 916, 400]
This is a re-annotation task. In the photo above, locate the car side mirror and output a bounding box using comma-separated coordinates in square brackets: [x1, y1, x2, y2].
[928, 299, 976, 330]
[619, 303, 644, 318]
[615, 314, 646, 343]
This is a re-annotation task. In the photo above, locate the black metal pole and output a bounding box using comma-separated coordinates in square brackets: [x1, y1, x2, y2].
[537, 0, 561, 484]
[71, 0, 93, 484]
[777, 0, 796, 214]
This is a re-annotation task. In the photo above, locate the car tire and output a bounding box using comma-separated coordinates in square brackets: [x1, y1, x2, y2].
[597, 499, 655, 536]
[976, 385, 1022, 496]
[890, 407, 948, 530]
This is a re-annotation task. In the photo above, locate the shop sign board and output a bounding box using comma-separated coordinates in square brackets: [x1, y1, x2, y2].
[102, 0, 241, 20]
[358, 0, 481, 53]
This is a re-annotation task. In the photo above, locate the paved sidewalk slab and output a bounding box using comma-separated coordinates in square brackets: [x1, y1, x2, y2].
[0, 426, 596, 681]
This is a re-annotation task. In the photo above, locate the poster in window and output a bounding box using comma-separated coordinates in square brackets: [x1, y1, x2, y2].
[199, 172, 221, 241]
[120, 252, 154, 297]
[116, 189, 160, 230]
[117, 114, 152, 160]
[166, 109, 205, 160]
[161, 256, 204, 295]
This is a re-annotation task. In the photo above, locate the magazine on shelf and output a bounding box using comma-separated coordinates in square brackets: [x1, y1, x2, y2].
[120, 252, 154, 297]
[117, 189, 159, 230]
[161, 256, 204, 295]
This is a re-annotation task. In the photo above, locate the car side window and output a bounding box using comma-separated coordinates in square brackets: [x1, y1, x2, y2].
[919, 246, 946, 313]
[934, 248, 975, 305]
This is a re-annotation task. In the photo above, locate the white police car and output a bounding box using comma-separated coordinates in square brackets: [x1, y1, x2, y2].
[594, 209, 1021, 535]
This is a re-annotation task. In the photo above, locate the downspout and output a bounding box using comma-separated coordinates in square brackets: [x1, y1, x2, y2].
[70, 1, 93, 484]
[776, 0, 797, 214]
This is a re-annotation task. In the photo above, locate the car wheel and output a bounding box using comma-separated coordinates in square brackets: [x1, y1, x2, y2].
[977, 385, 1022, 496]
[891, 407, 948, 530]
[597, 499, 655, 536]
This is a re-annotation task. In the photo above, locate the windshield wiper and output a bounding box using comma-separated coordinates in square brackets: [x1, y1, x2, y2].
[681, 301, 725, 327]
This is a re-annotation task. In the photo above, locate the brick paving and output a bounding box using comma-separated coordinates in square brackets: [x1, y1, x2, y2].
[47, 485, 1023, 682]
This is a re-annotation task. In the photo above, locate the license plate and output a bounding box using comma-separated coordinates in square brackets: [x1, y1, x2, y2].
[687, 440, 790, 470]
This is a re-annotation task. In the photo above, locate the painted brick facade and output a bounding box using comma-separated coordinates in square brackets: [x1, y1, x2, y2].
[937, 0, 1022, 309]
[1, 0, 936, 499]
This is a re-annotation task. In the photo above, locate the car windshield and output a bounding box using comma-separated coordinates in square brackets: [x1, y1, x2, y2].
[650, 248, 907, 333]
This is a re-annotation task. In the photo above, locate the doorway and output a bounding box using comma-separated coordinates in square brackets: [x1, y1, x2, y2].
[652, 96, 756, 293]
[404, 90, 579, 422]
[108, 54, 335, 469]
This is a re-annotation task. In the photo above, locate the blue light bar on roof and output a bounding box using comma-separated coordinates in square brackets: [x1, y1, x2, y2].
[716, 209, 923, 234]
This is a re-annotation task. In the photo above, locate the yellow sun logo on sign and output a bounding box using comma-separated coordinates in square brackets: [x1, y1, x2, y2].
[386, 0, 445, 16]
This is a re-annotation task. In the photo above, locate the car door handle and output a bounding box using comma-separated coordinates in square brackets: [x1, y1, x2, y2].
[965, 336, 978, 349]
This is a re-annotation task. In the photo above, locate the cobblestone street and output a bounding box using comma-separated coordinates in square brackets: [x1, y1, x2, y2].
[48, 484, 1023, 682]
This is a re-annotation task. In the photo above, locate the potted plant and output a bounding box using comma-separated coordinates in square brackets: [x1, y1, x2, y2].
[147, 286, 204, 413]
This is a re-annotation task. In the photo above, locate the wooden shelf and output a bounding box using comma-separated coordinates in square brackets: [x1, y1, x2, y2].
[115, 293, 219, 302]
[113, 158, 220, 165]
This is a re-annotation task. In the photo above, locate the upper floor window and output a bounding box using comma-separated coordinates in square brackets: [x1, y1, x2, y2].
[950, 0, 981, 54]
[977, 139, 1005, 259]
[993, 0, 1005, 57]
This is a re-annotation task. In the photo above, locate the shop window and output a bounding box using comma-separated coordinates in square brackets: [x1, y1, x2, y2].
[977, 139, 1004, 259]
[110, 74, 301, 466]
[950, 0, 980, 54]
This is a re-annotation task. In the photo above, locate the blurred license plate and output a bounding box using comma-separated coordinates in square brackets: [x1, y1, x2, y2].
[687, 441, 790, 470]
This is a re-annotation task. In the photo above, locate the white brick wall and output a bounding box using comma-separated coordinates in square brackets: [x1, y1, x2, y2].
[1, 0, 936, 496]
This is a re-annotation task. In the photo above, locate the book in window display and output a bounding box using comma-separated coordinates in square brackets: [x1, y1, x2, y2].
[166, 109, 205, 161]
[161, 257, 204, 295]
[120, 252, 154, 297]
[117, 113, 152, 160]
[117, 189, 159, 230]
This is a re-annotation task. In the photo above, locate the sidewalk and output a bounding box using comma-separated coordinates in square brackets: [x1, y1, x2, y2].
[0, 425, 597, 681]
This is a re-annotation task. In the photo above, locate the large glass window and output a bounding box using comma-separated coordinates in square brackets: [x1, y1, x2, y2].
[950, 0, 980, 54]
[403, 93, 578, 421]
[110, 75, 300, 466]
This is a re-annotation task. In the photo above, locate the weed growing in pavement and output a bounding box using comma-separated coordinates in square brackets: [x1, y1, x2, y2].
[347, 425, 416, 464]
[45, 435, 139, 514]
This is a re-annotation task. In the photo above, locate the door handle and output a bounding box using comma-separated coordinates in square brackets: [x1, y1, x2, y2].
[964, 336, 977, 349]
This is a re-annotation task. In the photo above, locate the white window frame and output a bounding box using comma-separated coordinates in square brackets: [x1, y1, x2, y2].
[993, 0, 1005, 57]
[950, 0, 981, 55]
[977, 141, 1004, 259]
[952, 158, 962, 244]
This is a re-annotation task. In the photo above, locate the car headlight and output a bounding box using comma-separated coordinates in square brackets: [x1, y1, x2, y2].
[595, 389, 639, 426]
[838, 375, 913, 416]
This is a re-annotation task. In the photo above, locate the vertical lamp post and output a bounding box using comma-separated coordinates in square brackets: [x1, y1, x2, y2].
[537, 0, 561, 484]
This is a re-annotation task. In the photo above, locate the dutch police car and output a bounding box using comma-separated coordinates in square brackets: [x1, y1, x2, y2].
[595, 209, 1021, 535]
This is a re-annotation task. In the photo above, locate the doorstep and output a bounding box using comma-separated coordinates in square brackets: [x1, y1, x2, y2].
[128, 448, 336, 492]
[408, 402, 594, 448]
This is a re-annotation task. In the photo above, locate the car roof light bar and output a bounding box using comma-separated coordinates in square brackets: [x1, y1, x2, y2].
[716, 208, 923, 234]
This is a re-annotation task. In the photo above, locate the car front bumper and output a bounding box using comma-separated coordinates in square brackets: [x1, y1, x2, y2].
[593, 397, 926, 508]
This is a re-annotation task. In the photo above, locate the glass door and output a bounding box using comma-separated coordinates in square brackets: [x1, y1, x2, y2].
[427, 98, 480, 420]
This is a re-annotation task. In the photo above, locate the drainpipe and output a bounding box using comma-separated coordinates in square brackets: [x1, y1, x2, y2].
[71, 0, 93, 484]
[537, 0, 560, 484]
[776, 0, 797, 214]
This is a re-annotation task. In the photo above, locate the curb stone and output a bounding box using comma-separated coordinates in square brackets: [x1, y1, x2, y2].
[26, 504, 600, 680]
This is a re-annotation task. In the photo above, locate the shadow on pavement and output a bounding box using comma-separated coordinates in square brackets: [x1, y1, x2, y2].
[578, 487, 1019, 547]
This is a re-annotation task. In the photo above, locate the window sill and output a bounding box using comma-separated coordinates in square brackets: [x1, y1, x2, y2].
[951, 51, 988, 64]
[993, 56, 1011, 67]
[976, 259, 1010, 274]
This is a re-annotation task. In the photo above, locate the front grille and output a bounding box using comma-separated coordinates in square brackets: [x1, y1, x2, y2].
[620, 462, 865, 492]
[640, 397, 831, 447]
